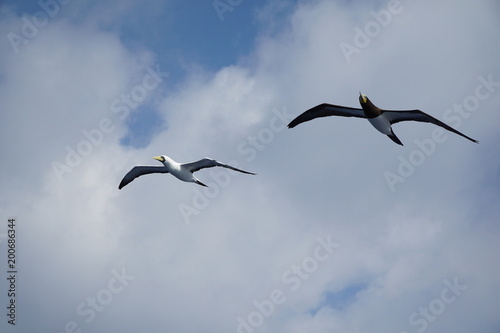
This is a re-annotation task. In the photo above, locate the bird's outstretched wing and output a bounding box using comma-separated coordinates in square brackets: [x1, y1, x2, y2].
[119, 166, 169, 189]
[183, 158, 256, 175]
[383, 109, 478, 143]
[288, 103, 365, 128]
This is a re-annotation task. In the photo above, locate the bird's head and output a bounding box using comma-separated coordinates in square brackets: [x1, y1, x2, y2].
[359, 92, 368, 104]
[153, 155, 166, 163]
[153, 155, 177, 166]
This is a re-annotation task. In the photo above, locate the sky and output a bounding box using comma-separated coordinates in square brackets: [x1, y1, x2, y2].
[0, 0, 499, 332]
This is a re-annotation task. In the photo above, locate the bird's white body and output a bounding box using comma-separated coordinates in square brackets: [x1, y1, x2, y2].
[159, 156, 198, 183]
[368, 114, 392, 135]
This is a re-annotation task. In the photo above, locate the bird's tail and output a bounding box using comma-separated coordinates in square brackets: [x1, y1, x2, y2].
[195, 179, 208, 187]
[388, 130, 404, 146]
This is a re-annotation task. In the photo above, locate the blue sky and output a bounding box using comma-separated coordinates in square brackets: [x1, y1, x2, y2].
[3, 0, 290, 147]
[1, 0, 500, 332]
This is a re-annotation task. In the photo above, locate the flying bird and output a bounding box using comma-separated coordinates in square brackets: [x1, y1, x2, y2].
[288, 93, 478, 145]
[118, 155, 256, 189]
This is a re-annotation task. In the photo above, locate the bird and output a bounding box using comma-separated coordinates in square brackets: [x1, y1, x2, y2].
[118, 155, 256, 189]
[288, 93, 478, 146]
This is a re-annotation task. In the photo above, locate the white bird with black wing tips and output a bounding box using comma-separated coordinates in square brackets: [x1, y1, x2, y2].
[119, 155, 256, 189]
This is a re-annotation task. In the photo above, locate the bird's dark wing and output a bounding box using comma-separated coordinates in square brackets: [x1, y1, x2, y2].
[183, 158, 256, 175]
[383, 109, 478, 143]
[118, 166, 169, 189]
[288, 103, 365, 128]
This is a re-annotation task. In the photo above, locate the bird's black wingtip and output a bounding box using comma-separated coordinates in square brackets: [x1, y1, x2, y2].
[287, 120, 298, 129]
[460, 134, 478, 144]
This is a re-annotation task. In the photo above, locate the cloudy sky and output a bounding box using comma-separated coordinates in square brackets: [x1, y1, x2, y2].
[1, 0, 499, 332]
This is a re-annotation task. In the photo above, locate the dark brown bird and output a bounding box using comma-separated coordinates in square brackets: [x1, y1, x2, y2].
[288, 93, 478, 146]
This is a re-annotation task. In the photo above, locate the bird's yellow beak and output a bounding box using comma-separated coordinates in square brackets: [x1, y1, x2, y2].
[153, 156, 163, 161]
[359, 92, 367, 103]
